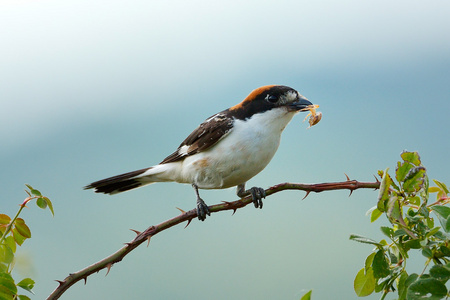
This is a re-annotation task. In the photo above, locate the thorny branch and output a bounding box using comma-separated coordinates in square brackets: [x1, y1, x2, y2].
[47, 177, 380, 300]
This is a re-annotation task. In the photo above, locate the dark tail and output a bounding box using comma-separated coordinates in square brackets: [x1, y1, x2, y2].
[84, 167, 151, 195]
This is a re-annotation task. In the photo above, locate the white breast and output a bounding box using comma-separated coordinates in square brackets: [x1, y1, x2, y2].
[175, 108, 298, 189]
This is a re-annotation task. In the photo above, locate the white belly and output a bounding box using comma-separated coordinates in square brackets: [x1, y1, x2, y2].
[174, 108, 297, 189]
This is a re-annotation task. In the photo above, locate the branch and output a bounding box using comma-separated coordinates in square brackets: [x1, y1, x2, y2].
[47, 178, 380, 300]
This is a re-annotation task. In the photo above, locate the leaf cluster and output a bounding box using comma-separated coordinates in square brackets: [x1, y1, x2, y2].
[0, 185, 54, 300]
[351, 151, 450, 299]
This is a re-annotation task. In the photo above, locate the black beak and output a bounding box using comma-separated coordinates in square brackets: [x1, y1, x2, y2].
[288, 97, 313, 112]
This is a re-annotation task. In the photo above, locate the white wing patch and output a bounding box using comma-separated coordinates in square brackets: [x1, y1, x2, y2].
[178, 145, 190, 156]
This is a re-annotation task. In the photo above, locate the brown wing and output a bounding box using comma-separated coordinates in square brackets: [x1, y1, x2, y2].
[160, 113, 234, 164]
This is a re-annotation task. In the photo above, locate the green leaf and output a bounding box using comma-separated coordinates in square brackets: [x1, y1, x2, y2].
[43, 197, 55, 216]
[402, 273, 420, 300]
[429, 265, 450, 282]
[422, 247, 433, 259]
[0, 272, 17, 295]
[30, 189, 41, 197]
[0, 289, 15, 300]
[427, 217, 435, 229]
[439, 245, 450, 256]
[17, 278, 34, 294]
[380, 226, 393, 238]
[5, 237, 16, 254]
[407, 277, 447, 300]
[372, 250, 390, 279]
[401, 151, 421, 166]
[12, 228, 26, 246]
[365, 252, 376, 272]
[419, 205, 430, 219]
[397, 271, 409, 300]
[0, 215, 11, 225]
[393, 228, 407, 237]
[426, 227, 441, 238]
[405, 273, 419, 285]
[433, 179, 449, 194]
[404, 239, 421, 250]
[386, 196, 401, 222]
[354, 267, 375, 297]
[403, 167, 426, 193]
[377, 168, 391, 212]
[300, 289, 312, 300]
[349, 234, 382, 247]
[370, 208, 382, 222]
[388, 249, 398, 264]
[395, 240, 410, 259]
[432, 205, 450, 219]
[0, 264, 7, 273]
[0, 245, 14, 265]
[36, 197, 47, 209]
[14, 219, 31, 239]
[409, 196, 421, 206]
[396, 161, 414, 184]
[19, 295, 31, 300]
[429, 187, 441, 193]
[432, 205, 450, 233]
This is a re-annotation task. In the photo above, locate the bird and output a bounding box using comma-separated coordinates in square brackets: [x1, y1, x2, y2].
[84, 85, 313, 221]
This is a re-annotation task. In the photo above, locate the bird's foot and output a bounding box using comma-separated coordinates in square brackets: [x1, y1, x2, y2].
[196, 197, 210, 221]
[248, 187, 266, 209]
[237, 184, 266, 209]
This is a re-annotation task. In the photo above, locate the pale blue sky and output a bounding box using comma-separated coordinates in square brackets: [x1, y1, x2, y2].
[1, 1, 449, 299]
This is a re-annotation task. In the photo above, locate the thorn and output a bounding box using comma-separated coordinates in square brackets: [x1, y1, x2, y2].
[231, 208, 237, 216]
[55, 280, 64, 286]
[176, 207, 186, 213]
[374, 174, 380, 183]
[130, 229, 141, 235]
[184, 219, 192, 229]
[146, 236, 151, 247]
[345, 173, 350, 181]
[302, 191, 311, 200]
[124, 242, 132, 246]
[349, 189, 354, 197]
[105, 263, 113, 276]
[84, 277, 87, 285]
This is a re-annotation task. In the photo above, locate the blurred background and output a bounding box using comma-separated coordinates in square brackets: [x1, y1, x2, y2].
[1, 0, 449, 299]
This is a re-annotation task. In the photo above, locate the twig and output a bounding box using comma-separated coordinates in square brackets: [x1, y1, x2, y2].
[47, 178, 380, 300]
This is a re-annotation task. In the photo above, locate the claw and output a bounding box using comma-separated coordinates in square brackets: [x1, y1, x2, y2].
[192, 184, 211, 221]
[249, 187, 265, 209]
[196, 198, 211, 221]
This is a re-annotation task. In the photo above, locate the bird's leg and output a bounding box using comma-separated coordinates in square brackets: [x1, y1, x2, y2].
[192, 184, 210, 221]
[236, 183, 266, 209]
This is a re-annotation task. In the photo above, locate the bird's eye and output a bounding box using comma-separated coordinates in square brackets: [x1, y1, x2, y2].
[266, 94, 278, 103]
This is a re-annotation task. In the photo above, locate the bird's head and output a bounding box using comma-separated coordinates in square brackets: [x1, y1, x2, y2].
[228, 85, 312, 120]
